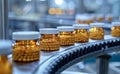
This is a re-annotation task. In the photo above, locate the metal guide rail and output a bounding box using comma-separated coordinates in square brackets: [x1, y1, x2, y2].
[8, 35, 120, 74]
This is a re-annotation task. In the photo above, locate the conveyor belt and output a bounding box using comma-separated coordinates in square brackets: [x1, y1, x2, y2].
[34, 35, 120, 74]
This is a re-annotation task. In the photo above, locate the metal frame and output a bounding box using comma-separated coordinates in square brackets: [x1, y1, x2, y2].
[0, 0, 9, 39]
[96, 55, 111, 74]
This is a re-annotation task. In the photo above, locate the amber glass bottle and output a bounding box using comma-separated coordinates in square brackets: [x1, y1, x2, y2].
[111, 22, 120, 37]
[57, 26, 74, 46]
[96, 14, 104, 22]
[73, 24, 89, 43]
[0, 40, 12, 74]
[90, 23, 104, 40]
[12, 31, 40, 62]
[76, 15, 91, 24]
[39, 28, 59, 51]
[105, 14, 113, 23]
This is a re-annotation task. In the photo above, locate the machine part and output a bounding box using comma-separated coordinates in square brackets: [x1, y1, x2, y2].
[37, 36, 120, 74]
[0, 0, 9, 39]
[96, 55, 111, 74]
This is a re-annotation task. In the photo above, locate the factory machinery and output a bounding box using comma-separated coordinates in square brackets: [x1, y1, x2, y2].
[35, 35, 120, 74]
[7, 35, 120, 74]
[0, 0, 120, 74]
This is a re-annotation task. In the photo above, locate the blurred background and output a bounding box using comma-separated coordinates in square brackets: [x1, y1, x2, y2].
[8, 0, 120, 37]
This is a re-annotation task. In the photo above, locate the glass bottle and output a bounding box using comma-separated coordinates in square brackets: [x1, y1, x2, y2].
[76, 15, 90, 24]
[12, 31, 40, 62]
[90, 23, 104, 40]
[105, 14, 113, 23]
[39, 28, 59, 51]
[0, 40, 12, 74]
[57, 26, 74, 46]
[73, 24, 89, 43]
[96, 14, 104, 22]
[111, 22, 120, 37]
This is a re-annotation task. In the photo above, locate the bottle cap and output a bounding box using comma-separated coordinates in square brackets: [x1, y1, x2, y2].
[90, 23, 104, 27]
[112, 22, 120, 26]
[57, 26, 74, 32]
[13, 31, 40, 40]
[0, 40, 12, 55]
[39, 28, 59, 34]
[73, 24, 89, 29]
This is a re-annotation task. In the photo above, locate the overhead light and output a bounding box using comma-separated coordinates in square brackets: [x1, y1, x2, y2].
[55, 0, 63, 5]
[26, 0, 32, 2]
[39, 0, 46, 1]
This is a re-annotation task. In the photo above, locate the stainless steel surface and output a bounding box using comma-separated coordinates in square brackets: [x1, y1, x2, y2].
[110, 62, 120, 73]
[8, 55, 40, 74]
[62, 62, 120, 74]
[0, 0, 9, 39]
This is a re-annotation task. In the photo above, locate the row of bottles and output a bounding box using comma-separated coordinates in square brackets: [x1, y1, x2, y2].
[0, 21, 119, 74]
[11, 22, 120, 62]
[0, 22, 119, 74]
[75, 14, 115, 24]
